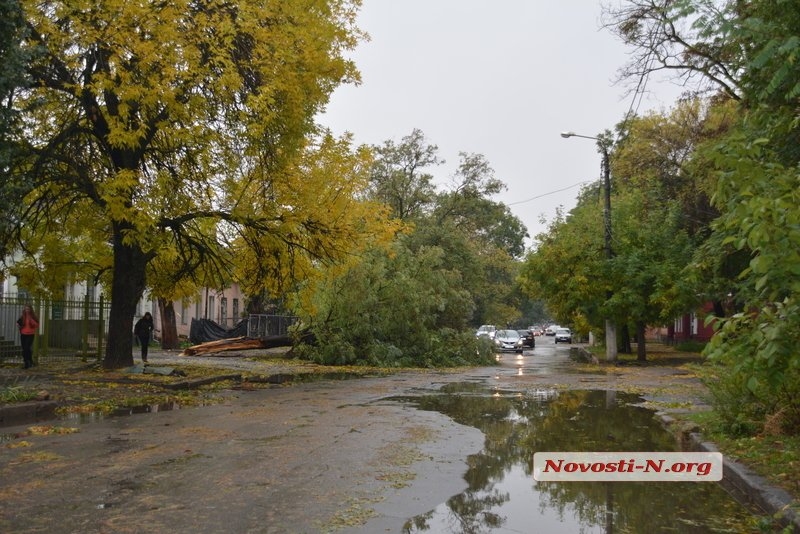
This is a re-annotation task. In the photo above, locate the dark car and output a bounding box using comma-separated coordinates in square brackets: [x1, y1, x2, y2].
[516, 329, 535, 348]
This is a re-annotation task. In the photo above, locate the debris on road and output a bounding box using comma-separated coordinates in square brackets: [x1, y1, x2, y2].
[180, 335, 293, 356]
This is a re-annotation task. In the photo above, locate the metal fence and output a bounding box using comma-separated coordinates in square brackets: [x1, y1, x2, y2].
[1, 297, 299, 364]
[0, 295, 109, 365]
[247, 314, 298, 338]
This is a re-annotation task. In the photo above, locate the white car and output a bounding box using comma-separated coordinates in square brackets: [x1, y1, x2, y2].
[554, 328, 573, 344]
[475, 324, 497, 339]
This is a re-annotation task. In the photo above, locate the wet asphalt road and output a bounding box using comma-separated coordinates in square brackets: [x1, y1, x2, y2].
[0, 338, 658, 534]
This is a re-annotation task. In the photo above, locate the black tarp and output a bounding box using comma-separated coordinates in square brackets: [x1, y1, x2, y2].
[189, 318, 248, 344]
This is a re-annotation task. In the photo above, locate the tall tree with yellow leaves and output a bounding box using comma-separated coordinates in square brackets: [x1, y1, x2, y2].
[3, 0, 387, 368]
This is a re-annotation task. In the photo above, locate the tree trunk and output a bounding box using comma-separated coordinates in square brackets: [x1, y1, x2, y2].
[619, 323, 633, 354]
[636, 320, 647, 362]
[158, 298, 180, 350]
[104, 223, 148, 369]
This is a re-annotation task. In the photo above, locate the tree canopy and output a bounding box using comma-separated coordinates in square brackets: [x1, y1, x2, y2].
[294, 129, 529, 366]
[1, 0, 391, 368]
[576, 0, 800, 433]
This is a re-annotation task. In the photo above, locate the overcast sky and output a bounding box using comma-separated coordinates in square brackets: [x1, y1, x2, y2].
[318, 1, 686, 245]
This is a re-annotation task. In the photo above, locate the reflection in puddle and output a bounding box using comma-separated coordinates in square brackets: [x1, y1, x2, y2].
[392, 388, 757, 533]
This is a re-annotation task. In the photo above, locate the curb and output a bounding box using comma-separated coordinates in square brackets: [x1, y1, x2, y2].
[660, 414, 800, 532]
[0, 401, 59, 427]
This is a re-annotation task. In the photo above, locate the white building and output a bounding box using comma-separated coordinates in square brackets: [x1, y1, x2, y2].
[1, 272, 246, 340]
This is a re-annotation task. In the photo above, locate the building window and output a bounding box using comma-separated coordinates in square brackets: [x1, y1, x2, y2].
[208, 296, 215, 322]
[195, 297, 202, 321]
[87, 283, 98, 319]
[233, 298, 239, 322]
[220, 297, 228, 327]
[181, 301, 188, 325]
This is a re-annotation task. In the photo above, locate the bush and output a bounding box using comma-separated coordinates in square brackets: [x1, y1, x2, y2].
[295, 328, 495, 368]
[703, 365, 767, 436]
[703, 358, 800, 437]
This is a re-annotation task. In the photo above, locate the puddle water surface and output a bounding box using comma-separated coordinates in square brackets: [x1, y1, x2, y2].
[392, 387, 759, 533]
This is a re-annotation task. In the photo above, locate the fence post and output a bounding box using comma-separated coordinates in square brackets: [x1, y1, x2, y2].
[40, 298, 49, 359]
[82, 294, 89, 357]
[97, 294, 104, 362]
[33, 296, 41, 365]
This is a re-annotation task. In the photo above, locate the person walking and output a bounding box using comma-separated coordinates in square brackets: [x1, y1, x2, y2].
[133, 312, 154, 364]
[17, 305, 40, 369]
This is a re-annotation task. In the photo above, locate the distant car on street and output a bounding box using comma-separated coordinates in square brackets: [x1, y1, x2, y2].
[475, 324, 497, 339]
[545, 325, 559, 336]
[517, 329, 536, 348]
[494, 329, 524, 353]
[554, 328, 573, 344]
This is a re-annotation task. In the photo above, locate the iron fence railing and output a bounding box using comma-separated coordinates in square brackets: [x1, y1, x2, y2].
[0, 295, 109, 365]
[247, 314, 298, 339]
[1, 296, 300, 365]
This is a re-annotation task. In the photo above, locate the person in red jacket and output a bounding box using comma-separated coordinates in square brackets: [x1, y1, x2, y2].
[17, 305, 40, 369]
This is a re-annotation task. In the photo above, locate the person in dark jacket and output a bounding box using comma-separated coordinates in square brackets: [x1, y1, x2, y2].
[133, 312, 154, 363]
[17, 305, 40, 369]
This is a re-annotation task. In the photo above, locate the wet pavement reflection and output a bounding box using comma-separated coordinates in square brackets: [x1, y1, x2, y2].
[391, 339, 758, 533]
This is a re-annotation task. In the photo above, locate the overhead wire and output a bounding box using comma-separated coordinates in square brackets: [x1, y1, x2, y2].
[507, 181, 592, 206]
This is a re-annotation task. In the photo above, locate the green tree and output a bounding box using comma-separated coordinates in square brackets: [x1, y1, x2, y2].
[295, 131, 528, 365]
[367, 128, 440, 220]
[519, 197, 607, 339]
[296, 240, 493, 367]
[607, 0, 800, 432]
[521, 102, 722, 358]
[370, 130, 527, 326]
[3, 0, 374, 368]
[610, 101, 724, 359]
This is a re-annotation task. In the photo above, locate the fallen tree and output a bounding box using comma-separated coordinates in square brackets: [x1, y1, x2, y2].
[181, 332, 316, 356]
[181, 335, 291, 356]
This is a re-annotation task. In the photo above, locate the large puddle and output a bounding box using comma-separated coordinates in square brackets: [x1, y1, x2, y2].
[391, 385, 759, 533]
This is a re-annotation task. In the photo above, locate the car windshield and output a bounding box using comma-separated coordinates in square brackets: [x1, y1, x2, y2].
[499, 330, 519, 339]
[556, 329, 570, 334]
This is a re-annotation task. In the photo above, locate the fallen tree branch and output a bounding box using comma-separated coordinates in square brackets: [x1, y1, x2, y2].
[181, 335, 291, 356]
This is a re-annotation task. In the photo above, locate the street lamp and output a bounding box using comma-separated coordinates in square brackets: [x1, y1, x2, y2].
[560, 131, 617, 361]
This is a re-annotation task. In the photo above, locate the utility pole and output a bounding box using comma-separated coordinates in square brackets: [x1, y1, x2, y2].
[561, 131, 617, 361]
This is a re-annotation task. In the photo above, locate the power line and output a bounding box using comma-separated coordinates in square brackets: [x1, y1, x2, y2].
[507, 181, 591, 206]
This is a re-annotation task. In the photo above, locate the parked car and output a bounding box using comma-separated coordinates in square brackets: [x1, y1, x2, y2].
[475, 324, 497, 339]
[517, 329, 536, 348]
[554, 328, 573, 344]
[494, 329, 524, 353]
